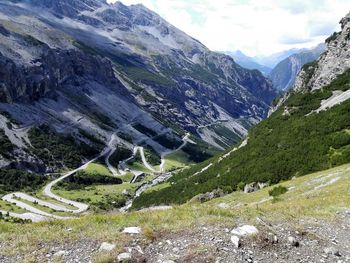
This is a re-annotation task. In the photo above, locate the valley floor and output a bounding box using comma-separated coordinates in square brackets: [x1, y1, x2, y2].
[1, 163, 350, 262]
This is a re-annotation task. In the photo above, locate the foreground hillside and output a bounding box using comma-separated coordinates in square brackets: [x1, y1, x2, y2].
[1, 163, 350, 262]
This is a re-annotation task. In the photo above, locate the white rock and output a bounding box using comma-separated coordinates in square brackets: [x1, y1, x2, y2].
[118, 252, 131, 262]
[122, 189, 129, 196]
[288, 236, 299, 247]
[231, 225, 258, 236]
[217, 203, 229, 209]
[53, 250, 66, 257]
[324, 247, 341, 257]
[231, 235, 241, 248]
[162, 261, 175, 263]
[99, 242, 116, 251]
[122, 227, 141, 234]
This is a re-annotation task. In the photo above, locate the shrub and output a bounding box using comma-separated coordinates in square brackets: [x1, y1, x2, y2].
[268, 186, 288, 198]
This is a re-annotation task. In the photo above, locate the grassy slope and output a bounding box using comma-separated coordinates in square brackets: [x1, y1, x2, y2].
[1, 163, 350, 257]
[131, 69, 350, 208]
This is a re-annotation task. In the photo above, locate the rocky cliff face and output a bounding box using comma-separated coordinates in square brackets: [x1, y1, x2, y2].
[294, 12, 350, 91]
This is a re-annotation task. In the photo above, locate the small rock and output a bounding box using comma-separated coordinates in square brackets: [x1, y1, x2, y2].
[162, 261, 175, 263]
[217, 203, 229, 209]
[324, 247, 341, 257]
[117, 252, 131, 262]
[231, 235, 241, 248]
[99, 242, 116, 251]
[231, 225, 259, 236]
[122, 189, 129, 196]
[53, 250, 66, 257]
[122, 227, 141, 234]
[288, 236, 299, 247]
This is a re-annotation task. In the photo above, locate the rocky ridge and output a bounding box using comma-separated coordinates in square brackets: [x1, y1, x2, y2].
[294, 12, 350, 91]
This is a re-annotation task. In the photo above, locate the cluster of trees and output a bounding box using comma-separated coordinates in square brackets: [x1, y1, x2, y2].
[153, 134, 183, 150]
[109, 147, 133, 166]
[0, 169, 46, 195]
[132, 69, 350, 209]
[29, 125, 99, 169]
[56, 170, 122, 190]
[0, 130, 14, 159]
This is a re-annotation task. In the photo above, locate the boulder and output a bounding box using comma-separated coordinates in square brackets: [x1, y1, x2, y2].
[288, 236, 299, 247]
[122, 227, 141, 234]
[99, 242, 116, 251]
[117, 252, 131, 262]
[244, 182, 268, 193]
[231, 225, 259, 236]
[324, 247, 341, 257]
[244, 183, 259, 193]
[231, 235, 241, 248]
[53, 250, 66, 258]
[198, 189, 224, 203]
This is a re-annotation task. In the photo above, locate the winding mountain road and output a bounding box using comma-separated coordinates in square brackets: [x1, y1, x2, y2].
[1, 134, 114, 222]
[1, 131, 194, 221]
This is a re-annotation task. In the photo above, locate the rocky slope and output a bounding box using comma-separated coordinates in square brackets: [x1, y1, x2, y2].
[269, 44, 326, 91]
[294, 12, 350, 91]
[0, 0, 276, 172]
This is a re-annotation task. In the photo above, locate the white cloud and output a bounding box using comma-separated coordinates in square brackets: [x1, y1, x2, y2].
[107, 0, 349, 56]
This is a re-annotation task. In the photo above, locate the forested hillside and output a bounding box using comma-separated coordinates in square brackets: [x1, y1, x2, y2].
[133, 69, 350, 208]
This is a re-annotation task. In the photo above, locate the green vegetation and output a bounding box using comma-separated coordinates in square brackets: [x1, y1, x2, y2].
[54, 181, 139, 211]
[22, 34, 45, 46]
[78, 129, 105, 146]
[300, 60, 318, 88]
[132, 69, 350, 208]
[28, 125, 99, 169]
[132, 123, 157, 137]
[54, 170, 125, 210]
[182, 136, 218, 163]
[268, 186, 288, 198]
[209, 124, 241, 148]
[0, 129, 14, 159]
[84, 163, 113, 177]
[0, 212, 30, 224]
[159, 150, 192, 172]
[0, 110, 21, 125]
[56, 170, 122, 191]
[153, 134, 183, 149]
[109, 147, 132, 166]
[117, 132, 133, 143]
[0, 169, 46, 195]
[325, 31, 340, 43]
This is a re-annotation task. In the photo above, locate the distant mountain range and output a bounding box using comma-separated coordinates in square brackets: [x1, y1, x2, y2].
[225, 51, 272, 76]
[269, 44, 326, 91]
[227, 45, 326, 91]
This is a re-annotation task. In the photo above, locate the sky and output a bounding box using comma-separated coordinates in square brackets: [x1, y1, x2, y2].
[107, 0, 349, 57]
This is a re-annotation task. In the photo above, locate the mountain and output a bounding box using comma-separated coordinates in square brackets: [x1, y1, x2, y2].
[0, 0, 276, 173]
[254, 48, 306, 68]
[133, 12, 350, 208]
[225, 50, 272, 75]
[269, 44, 326, 91]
